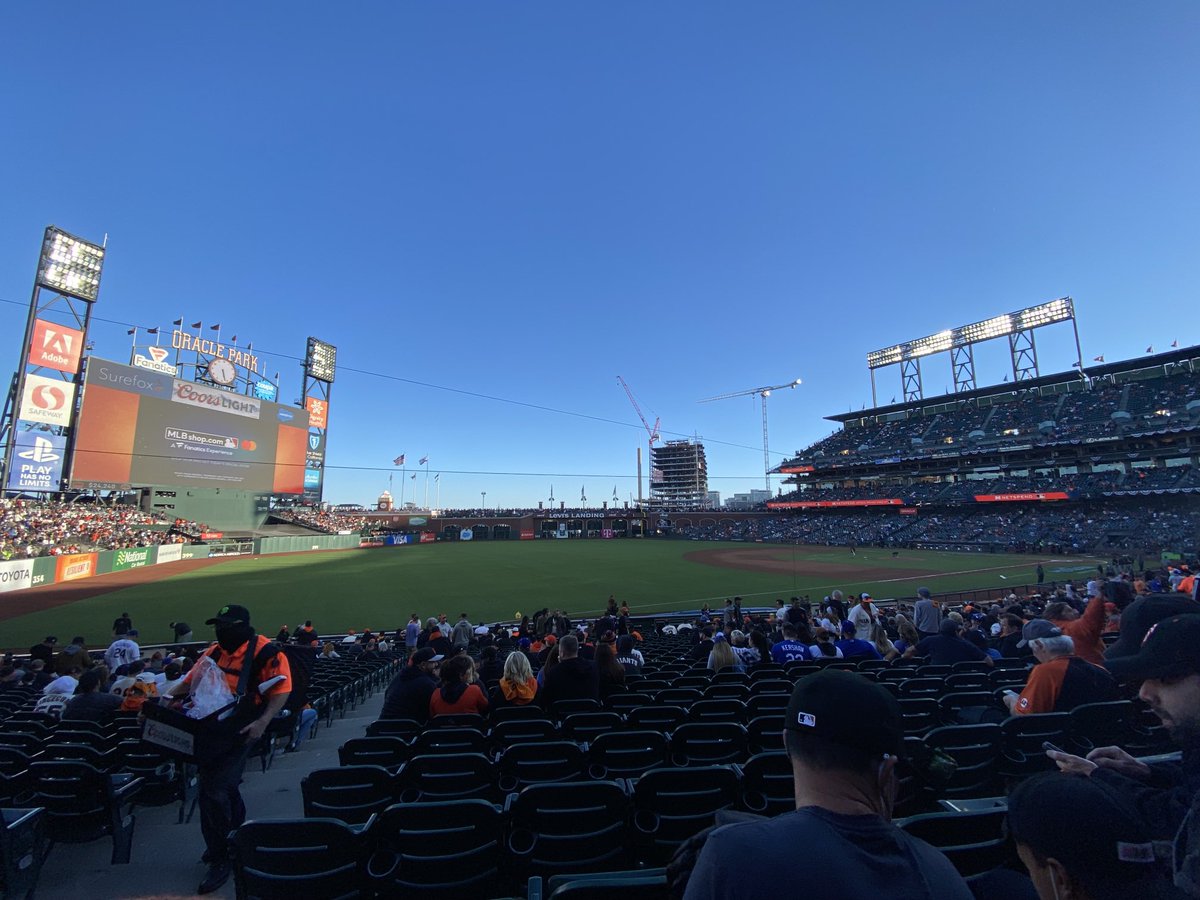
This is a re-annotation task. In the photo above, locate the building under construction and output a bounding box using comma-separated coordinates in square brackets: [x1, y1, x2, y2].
[650, 440, 710, 509]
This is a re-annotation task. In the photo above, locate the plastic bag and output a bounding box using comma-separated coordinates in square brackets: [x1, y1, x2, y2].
[185, 654, 235, 719]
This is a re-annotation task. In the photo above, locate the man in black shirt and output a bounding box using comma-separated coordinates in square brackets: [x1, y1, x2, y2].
[540, 635, 598, 708]
[379, 648, 442, 723]
[904, 620, 993, 667]
[28, 636, 56, 666]
[683, 670, 972, 899]
[112, 613, 133, 637]
[688, 628, 715, 663]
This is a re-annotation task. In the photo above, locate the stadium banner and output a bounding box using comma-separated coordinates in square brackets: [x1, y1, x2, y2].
[29, 319, 85, 374]
[112, 547, 154, 571]
[19, 374, 76, 427]
[899, 507, 919, 515]
[6, 430, 67, 492]
[778, 464, 815, 474]
[767, 498, 904, 510]
[69, 358, 309, 494]
[520, 530, 535, 540]
[973, 492, 1070, 503]
[384, 534, 413, 546]
[180, 544, 211, 560]
[460, 528, 474, 541]
[0, 559, 35, 594]
[419, 532, 436, 543]
[156, 544, 183, 564]
[55, 552, 98, 583]
[602, 529, 614, 539]
[305, 397, 328, 429]
[556, 523, 568, 538]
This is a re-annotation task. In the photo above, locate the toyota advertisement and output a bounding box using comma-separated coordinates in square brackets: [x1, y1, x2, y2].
[69, 359, 309, 493]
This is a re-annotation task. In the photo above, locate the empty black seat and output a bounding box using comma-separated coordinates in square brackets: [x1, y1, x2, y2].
[747, 715, 785, 755]
[626, 705, 686, 731]
[923, 725, 1003, 799]
[490, 719, 558, 748]
[338, 736, 409, 771]
[588, 730, 670, 780]
[897, 808, 1009, 877]
[1000, 713, 1070, 778]
[688, 699, 746, 725]
[29, 761, 141, 864]
[365, 718, 424, 740]
[507, 780, 631, 880]
[669, 723, 749, 767]
[365, 800, 503, 897]
[738, 751, 794, 817]
[552, 699, 602, 720]
[396, 753, 500, 804]
[498, 742, 587, 790]
[301, 766, 396, 825]
[231, 818, 365, 899]
[561, 712, 623, 744]
[631, 766, 740, 865]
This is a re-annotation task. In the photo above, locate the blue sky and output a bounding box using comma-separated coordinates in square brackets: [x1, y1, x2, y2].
[2, 3, 1197, 509]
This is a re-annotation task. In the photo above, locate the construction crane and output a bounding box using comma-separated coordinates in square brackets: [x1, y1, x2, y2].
[617, 376, 660, 506]
[699, 378, 802, 493]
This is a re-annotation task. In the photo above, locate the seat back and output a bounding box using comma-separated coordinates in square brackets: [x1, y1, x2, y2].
[626, 705, 686, 731]
[301, 766, 396, 825]
[924, 725, 1003, 798]
[508, 780, 630, 878]
[587, 730, 669, 780]
[897, 809, 1009, 877]
[1068, 700, 1138, 753]
[552, 699, 602, 720]
[669, 722, 748, 767]
[396, 753, 499, 803]
[747, 715, 785, 754]
[365, 718, 424, 740]
[898, 698, 939, 735]
[561, 712, 623, 744]
[687, 700, 745, 725]
[1000, 713, 1069, 777]
[738, 751, 794, 817]
[232, 818, 363, 900]
[490, 719, 558, 748]
[365, 800, 503, 897]
[631, 766, 740, 864]
[498, 742, 587, 791]
[338, 736, 409, 770]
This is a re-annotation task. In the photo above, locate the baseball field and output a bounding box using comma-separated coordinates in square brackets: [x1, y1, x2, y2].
[0, 541, 1104, 649]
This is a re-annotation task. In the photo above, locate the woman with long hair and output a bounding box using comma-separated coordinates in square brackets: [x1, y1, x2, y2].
[492, 651, 538, 709]
[746, 629, 773, 669]
[429, 655, 489, 717]
[871, 623, 900, 662]
[893, 619, 921, 656]
[594, 635, 626, 697]
[708, 634, 742, 672]
[812, 628, 843, 658]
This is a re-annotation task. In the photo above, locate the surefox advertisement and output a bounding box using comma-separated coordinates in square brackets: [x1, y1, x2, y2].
[0, 559, 35, 594]
[55, 552, 98, 583]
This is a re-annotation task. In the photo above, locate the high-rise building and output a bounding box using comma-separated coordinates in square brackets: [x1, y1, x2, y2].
[707, 491, 721, 509]
[650, 440, 709, 509]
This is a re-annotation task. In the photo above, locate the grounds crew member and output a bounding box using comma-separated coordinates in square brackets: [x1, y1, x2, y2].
[168, 604, 291, 895]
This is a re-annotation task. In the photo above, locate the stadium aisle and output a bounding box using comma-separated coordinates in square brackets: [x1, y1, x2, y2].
[36, 687, 386, 899]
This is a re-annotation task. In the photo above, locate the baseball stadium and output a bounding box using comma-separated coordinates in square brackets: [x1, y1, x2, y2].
[0, 226, 1197, 897]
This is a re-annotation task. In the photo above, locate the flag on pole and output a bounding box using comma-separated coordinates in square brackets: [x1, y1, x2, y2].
[1172, 340, 1179, 348]
[146, 327, 158, 335]
[1146, 345, 1154, 353]
[127, 327, 136, 336]
[1093, 355, 1105, 362]
[419, 456, 428, 465]
[172, 318, 183, 326]
[434, 473, 439, 482]
[210, 323, 221, 331]
[191, 321, 202, 329]
[411, 473, 417, 480]
[393, 454, 406, 466]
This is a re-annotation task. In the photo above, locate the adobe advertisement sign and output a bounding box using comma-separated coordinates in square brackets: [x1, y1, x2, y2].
[19, 374, 76, 427]
[6, 431, 67, 492]
[29, 319, 84, 373]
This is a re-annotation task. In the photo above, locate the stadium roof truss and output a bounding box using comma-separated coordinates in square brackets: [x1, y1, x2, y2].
[866, 297, 1083, 405]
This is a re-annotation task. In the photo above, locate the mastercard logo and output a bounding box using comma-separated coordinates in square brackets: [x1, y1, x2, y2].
[242, 440, 257, 451]
[32, 385, 66, 410]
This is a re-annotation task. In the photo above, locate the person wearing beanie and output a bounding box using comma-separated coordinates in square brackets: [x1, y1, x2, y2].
[680, 670, 971, 900]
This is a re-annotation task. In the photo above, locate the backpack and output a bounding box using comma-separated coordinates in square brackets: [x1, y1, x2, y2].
[216, 639, 315, 714]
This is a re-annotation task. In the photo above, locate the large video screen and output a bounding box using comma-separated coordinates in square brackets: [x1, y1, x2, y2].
[69, 359, 309, 494]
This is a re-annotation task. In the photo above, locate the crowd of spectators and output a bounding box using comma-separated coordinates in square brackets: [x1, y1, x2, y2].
[791, 369, 1199, 467]
[0, 499, 197, 560]
[675, 496, 1200, 555]
[273, 506, 371, 534]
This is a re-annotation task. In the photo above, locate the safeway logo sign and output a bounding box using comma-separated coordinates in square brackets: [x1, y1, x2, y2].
[20, 374, 76, 427]
[29, 319, 84, 374]
[17, 436, 60, 463]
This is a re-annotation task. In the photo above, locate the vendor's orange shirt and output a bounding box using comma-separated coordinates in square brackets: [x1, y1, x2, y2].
[183, 635, 291, 703]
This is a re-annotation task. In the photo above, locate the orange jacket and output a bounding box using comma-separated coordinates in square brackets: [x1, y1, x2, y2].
[1050, 595, 1106, 667]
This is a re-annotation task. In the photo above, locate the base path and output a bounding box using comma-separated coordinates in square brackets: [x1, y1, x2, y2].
[0, 556, 227, 623]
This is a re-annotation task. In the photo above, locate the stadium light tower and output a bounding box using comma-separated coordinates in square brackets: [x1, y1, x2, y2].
[699, 378, 803, 493]
[300, 337, 336, 504]
[1, 226, 106, 497]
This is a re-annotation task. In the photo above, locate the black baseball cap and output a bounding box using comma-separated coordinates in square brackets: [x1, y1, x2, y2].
[785, 669, 903, 757]
[1104, 595, 1198, 660]
[1007, 772, 1172, 894]
[205, 604, 251, 626]
[939, 619, 961, 636]
[1107, 614, 1200, 683]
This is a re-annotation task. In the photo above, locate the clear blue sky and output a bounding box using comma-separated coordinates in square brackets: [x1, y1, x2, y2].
[2, 3, 1197, 508]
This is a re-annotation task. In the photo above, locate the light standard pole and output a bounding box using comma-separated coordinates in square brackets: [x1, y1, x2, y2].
[481, 491, 486, 511]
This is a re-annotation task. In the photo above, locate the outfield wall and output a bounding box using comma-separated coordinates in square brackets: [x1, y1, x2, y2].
[0, 543, 212, 596]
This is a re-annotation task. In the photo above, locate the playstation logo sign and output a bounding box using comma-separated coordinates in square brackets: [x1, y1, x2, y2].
[17, 436, 61, 464]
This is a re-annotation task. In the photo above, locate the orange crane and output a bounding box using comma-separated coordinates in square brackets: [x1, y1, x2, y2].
[617, 376, 660, 506]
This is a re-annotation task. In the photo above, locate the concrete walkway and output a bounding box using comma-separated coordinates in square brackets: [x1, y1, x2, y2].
[35, 688, 384, 899]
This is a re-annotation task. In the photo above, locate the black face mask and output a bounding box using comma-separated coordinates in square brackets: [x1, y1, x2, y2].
[215, 622, 252, 652]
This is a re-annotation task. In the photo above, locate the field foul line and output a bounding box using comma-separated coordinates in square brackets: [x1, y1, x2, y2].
[580, 556, 1102, 617]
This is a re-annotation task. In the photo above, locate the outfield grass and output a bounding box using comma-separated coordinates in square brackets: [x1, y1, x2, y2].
[2, 541, 1103, 649]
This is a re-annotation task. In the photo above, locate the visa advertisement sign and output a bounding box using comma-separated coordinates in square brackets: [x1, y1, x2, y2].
[6, 430, 66, 492]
